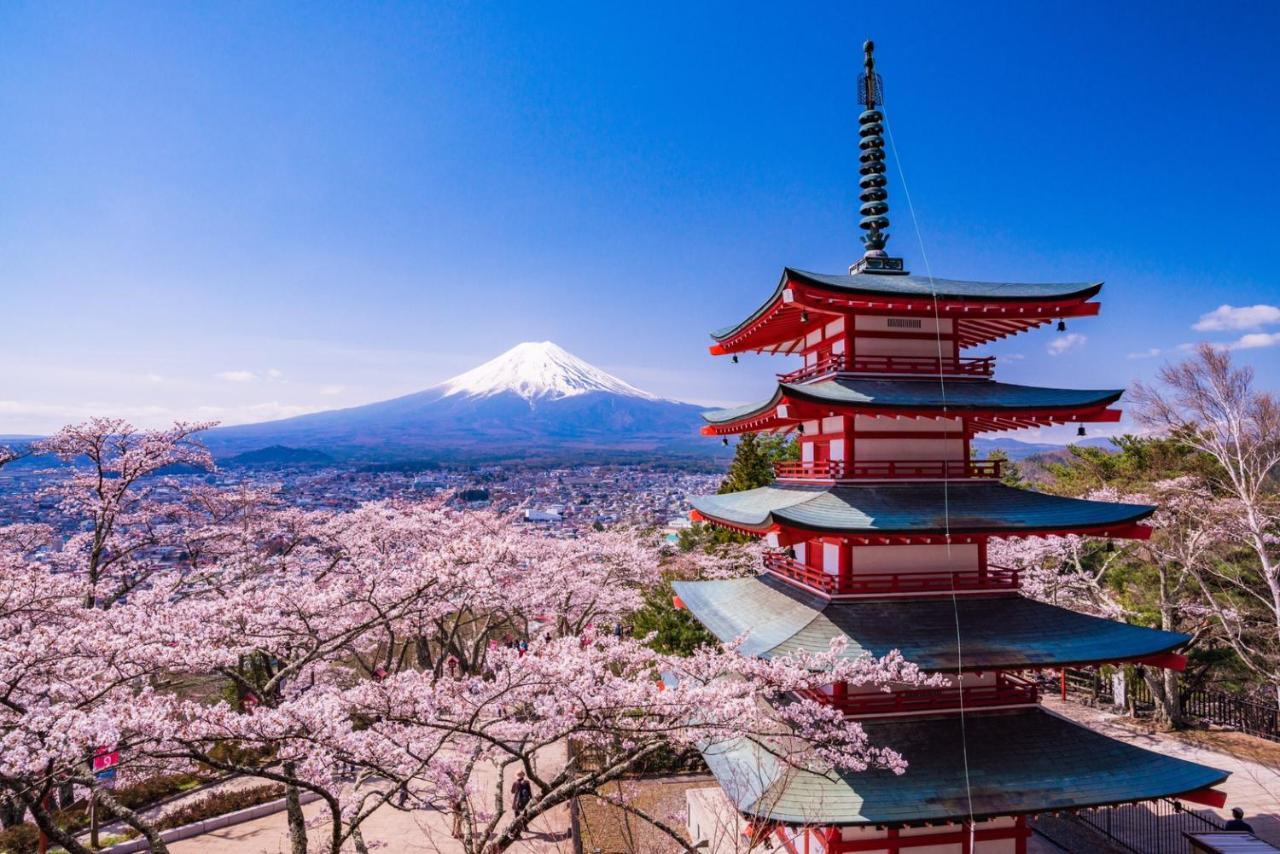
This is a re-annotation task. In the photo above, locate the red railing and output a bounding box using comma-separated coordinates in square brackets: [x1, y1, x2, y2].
[840, 566, 1020, 596]
[762, 552, 1020, 596]
[775, 354, 995, 384]
[776, 353, 845, 384]
[849, 355, 995, 377]
[772, 459, 1002, 481]
[761, 551, 836, 593]
[796, 673, 1038, 717]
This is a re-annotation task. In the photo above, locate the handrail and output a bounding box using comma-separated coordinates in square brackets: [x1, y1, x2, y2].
[849, 355, 995, 377]
[776, 353, 846, 384]
[775, 354, 995, 384]
[798, 673, 1038, 717]
[761, 551, 836, 593]
[773, 459, 1003, 481]
[840, 567, 1020, 595]
[762, 552, 1021, 596]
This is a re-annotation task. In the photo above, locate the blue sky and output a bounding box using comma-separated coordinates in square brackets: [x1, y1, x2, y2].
[2, 2, 1278, 438]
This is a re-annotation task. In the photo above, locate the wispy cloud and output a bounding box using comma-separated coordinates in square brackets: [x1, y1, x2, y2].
[1047, 333, 1086, 356]
[319, 385, 345, 396]
[215, 370, 257, 383]
[1193, 304, 1280, 332]
[1227, 331, 1280, 350]
[1126, 347, 1164, 360]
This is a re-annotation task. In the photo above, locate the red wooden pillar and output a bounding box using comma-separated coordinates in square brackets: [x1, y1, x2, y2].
[1015, 815, 1029, 854]
[977, 537, 988, 585]
[1060, 669, 1067, 701]
[837, 539, 853, 593]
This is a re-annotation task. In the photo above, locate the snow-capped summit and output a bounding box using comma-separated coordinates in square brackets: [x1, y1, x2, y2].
[203, 340, 709, 463]
[437, 341, 658, 402]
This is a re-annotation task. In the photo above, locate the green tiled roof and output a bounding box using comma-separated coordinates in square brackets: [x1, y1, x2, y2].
[690, 482, 1154, 534]
[711, 268, 1102, 341]
[672, 575, 1187, 670]
[788, 269, 1102, 301]
[701, 708, 1228, 825]
[702, 378, 1123, 424]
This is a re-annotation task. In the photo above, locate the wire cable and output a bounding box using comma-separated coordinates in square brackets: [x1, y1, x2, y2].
[882, 107, 977, 842]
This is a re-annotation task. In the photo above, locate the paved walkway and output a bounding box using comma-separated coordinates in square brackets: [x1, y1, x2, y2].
[169, 794, 573, 853]
[1043, 696, 1280, 845]
[166, 702, 1280, 852]
[170, 743, 574, 854]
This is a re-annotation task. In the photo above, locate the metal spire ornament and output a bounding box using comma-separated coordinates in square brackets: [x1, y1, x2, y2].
[849, 40, 907, 275]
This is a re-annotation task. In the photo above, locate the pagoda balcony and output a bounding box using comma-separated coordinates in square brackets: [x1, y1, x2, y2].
[795, 673, 1039, 718]
[772, 458, 1003, 482]
[762, 552, 1021, 597]
[775, 354, 994, 384]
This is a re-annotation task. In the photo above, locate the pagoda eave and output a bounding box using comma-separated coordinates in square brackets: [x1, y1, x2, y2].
[700, 397, 1123, 436]
[689, 482, 1156, 542]
[690, 512, 1154, 545]
[673, 575, 1190, 672]
[698, 708, 1229, 827]
[710, 273, 1103, 355]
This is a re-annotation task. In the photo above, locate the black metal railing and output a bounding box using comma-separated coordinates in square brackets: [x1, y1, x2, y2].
[1183, 687, 1280, 742]
[1061, 668, 1280, 743]
[1070, 798, 1223, 854]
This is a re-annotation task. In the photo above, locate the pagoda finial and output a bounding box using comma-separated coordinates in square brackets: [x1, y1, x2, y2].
[857, 40, 889, 256]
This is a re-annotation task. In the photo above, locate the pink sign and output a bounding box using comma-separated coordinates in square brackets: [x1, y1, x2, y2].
[93, 747, 120, 772]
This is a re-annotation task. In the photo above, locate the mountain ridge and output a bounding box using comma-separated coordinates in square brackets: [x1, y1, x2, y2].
[202, 342, 712, 462]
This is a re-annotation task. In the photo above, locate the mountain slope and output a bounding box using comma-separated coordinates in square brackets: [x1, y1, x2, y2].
[203, 342, 712, 462]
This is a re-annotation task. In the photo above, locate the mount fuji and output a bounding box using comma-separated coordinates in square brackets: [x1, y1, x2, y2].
[203, 342, 715, 464]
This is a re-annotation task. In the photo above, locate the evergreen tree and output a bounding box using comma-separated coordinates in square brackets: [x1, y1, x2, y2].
[630, 576, 716, 656]
[718, 432, 798, 494]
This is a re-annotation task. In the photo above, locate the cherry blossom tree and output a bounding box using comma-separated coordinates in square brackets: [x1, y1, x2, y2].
[0, 420, 226, 851]
[35, 418, 216, 607]
[121, 501, 929, 854]
[1, 420, 935, 854]
[1134, 345, 1280, 703]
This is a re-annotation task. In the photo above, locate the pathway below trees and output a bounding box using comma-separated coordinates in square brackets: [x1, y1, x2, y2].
[164, 700, 1280, 852]
[1041, 696, 1280, 845]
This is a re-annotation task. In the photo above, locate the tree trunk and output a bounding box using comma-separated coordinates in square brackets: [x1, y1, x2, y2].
[0, 794, 24, 829]
[1143, 666, 1184, 729]
[94, 786, 170, 854]
[283, 762, 308, 854]
[21, 792, 94, 854]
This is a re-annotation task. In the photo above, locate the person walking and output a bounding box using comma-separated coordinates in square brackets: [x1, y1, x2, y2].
[1224, 807, 1254, 833]
[510, 771, 533, 838]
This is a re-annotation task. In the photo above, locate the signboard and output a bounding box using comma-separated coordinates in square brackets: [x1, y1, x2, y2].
[93, 747, 120, 773]
[93, 746, 120, 784]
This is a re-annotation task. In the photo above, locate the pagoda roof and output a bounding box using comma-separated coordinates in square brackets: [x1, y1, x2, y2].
[710, 268, 1103, 354]
[690, 482, 1154, 538]
[701, 378, 1122, 432]
[700, 707, 1227, 825]
[787, 269, 1102, 302]
[672, 574, 1187, 671]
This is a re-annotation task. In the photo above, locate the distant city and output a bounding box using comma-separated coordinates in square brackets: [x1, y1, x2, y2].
[0, 459, 718, 541]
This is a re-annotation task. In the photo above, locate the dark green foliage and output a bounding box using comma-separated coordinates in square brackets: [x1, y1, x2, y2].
[674, 521, 747, 551]
[717, 433, 797, 494]
[1043, 435, 1216, 495]
[979, 448, 1025, 488]
[630, 576, 715, 656]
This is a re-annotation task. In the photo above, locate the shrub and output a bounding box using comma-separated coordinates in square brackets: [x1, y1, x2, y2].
[0, 823, 39, 854]
[156, 784, 285, 831]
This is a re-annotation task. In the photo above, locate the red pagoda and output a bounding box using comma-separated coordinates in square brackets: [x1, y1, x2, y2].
[675, 42, 1228, 854]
